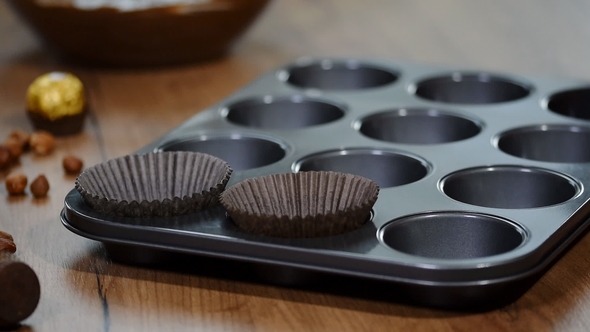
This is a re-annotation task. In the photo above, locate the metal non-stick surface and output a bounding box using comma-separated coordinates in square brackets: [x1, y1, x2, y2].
[62, 58, 590, 310]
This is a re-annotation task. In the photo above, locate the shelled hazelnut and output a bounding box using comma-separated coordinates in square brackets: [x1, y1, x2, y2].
[8, 129, 30, 150]
[5, 173, 28, 195]
[63, 155, 84, 175]
[0, 230, 15, 254]
[0, 146, 10, 170]
[0, 231, 14, 242]
[29, 130, 55, 155]
[0, 237, 16, 253]
[30, 175, 49, 198]
[4, 137, 23, 162]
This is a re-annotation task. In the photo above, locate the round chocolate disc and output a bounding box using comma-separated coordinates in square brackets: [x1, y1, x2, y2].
[0, 261, 41, 326]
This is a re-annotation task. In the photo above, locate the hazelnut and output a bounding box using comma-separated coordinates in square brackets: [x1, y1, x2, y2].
[63, 155, 84, 175]
[0, 231, 14, 242]
[0, 238, 16, 253]
[8, 129, 30, 150]
[5, 173, 27, 195]
[30, 174, 50, 198]
[0, 146, 10, 170]
[0, 231, 16, 253]
[4, 137, 23, 162]
[29, 131, 55, 155]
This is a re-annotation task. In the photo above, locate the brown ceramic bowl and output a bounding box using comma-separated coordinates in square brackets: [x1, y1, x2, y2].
[7, 0, 271, 67]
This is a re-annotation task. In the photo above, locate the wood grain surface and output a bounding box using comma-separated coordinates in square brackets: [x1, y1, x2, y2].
[2, 0, 590, 331]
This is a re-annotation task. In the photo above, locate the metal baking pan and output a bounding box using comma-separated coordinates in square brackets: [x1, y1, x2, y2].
[61, 57, 590, 310]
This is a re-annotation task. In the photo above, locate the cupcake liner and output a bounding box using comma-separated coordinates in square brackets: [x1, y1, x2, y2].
[220, 171, 379, 238]
[75, 151, 232, 218]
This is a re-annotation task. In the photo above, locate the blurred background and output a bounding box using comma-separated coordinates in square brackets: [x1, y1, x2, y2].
[2, 0, 589, 151]
[2, 1, 589, 74]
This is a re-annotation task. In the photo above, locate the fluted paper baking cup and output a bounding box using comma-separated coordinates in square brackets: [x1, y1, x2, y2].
[75, 151, 232, 217]
[220, 171, 379, 238]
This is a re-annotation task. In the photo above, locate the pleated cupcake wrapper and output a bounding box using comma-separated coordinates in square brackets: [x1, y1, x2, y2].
[75, 151, 232, 218]
[220, 171, 379, 238]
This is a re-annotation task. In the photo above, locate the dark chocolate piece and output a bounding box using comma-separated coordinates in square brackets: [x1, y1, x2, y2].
[0, 261, 41, 327]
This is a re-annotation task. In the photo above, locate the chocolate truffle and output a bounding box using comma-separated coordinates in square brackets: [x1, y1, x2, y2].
[26, 72, 87, 136]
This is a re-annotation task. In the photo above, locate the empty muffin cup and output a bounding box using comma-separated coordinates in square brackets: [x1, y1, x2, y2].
[546, 88, 590, 120]
[220, 171, 379, 238]
[440, 166, 580, 209]
[379, 212, 526, 259]
[75, 151, 232, 218]
[157, 134, 286, 171]
[283, 59, 399, 90]
[412, 72, 531, 104]
[294, 149, 429, 188]
[358, 108, 482, 144]
[495, 124, 590, 163]
[224, 95, 345, 129]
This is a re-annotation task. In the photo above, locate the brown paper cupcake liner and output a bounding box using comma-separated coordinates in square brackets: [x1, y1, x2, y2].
[75, 151, 232, 218]
[220, 171, 379, 238]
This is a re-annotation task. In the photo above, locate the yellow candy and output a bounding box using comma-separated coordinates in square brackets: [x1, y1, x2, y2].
[26, 72, 86, 121]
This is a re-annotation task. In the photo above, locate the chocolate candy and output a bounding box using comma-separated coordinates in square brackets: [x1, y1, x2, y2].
[26, 72, 87, 136]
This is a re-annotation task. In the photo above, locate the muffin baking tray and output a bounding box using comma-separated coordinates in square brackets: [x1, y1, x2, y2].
[61, 58, 590, 310]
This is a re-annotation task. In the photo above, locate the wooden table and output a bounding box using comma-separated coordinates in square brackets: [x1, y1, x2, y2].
[2, 0, 590, 331]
